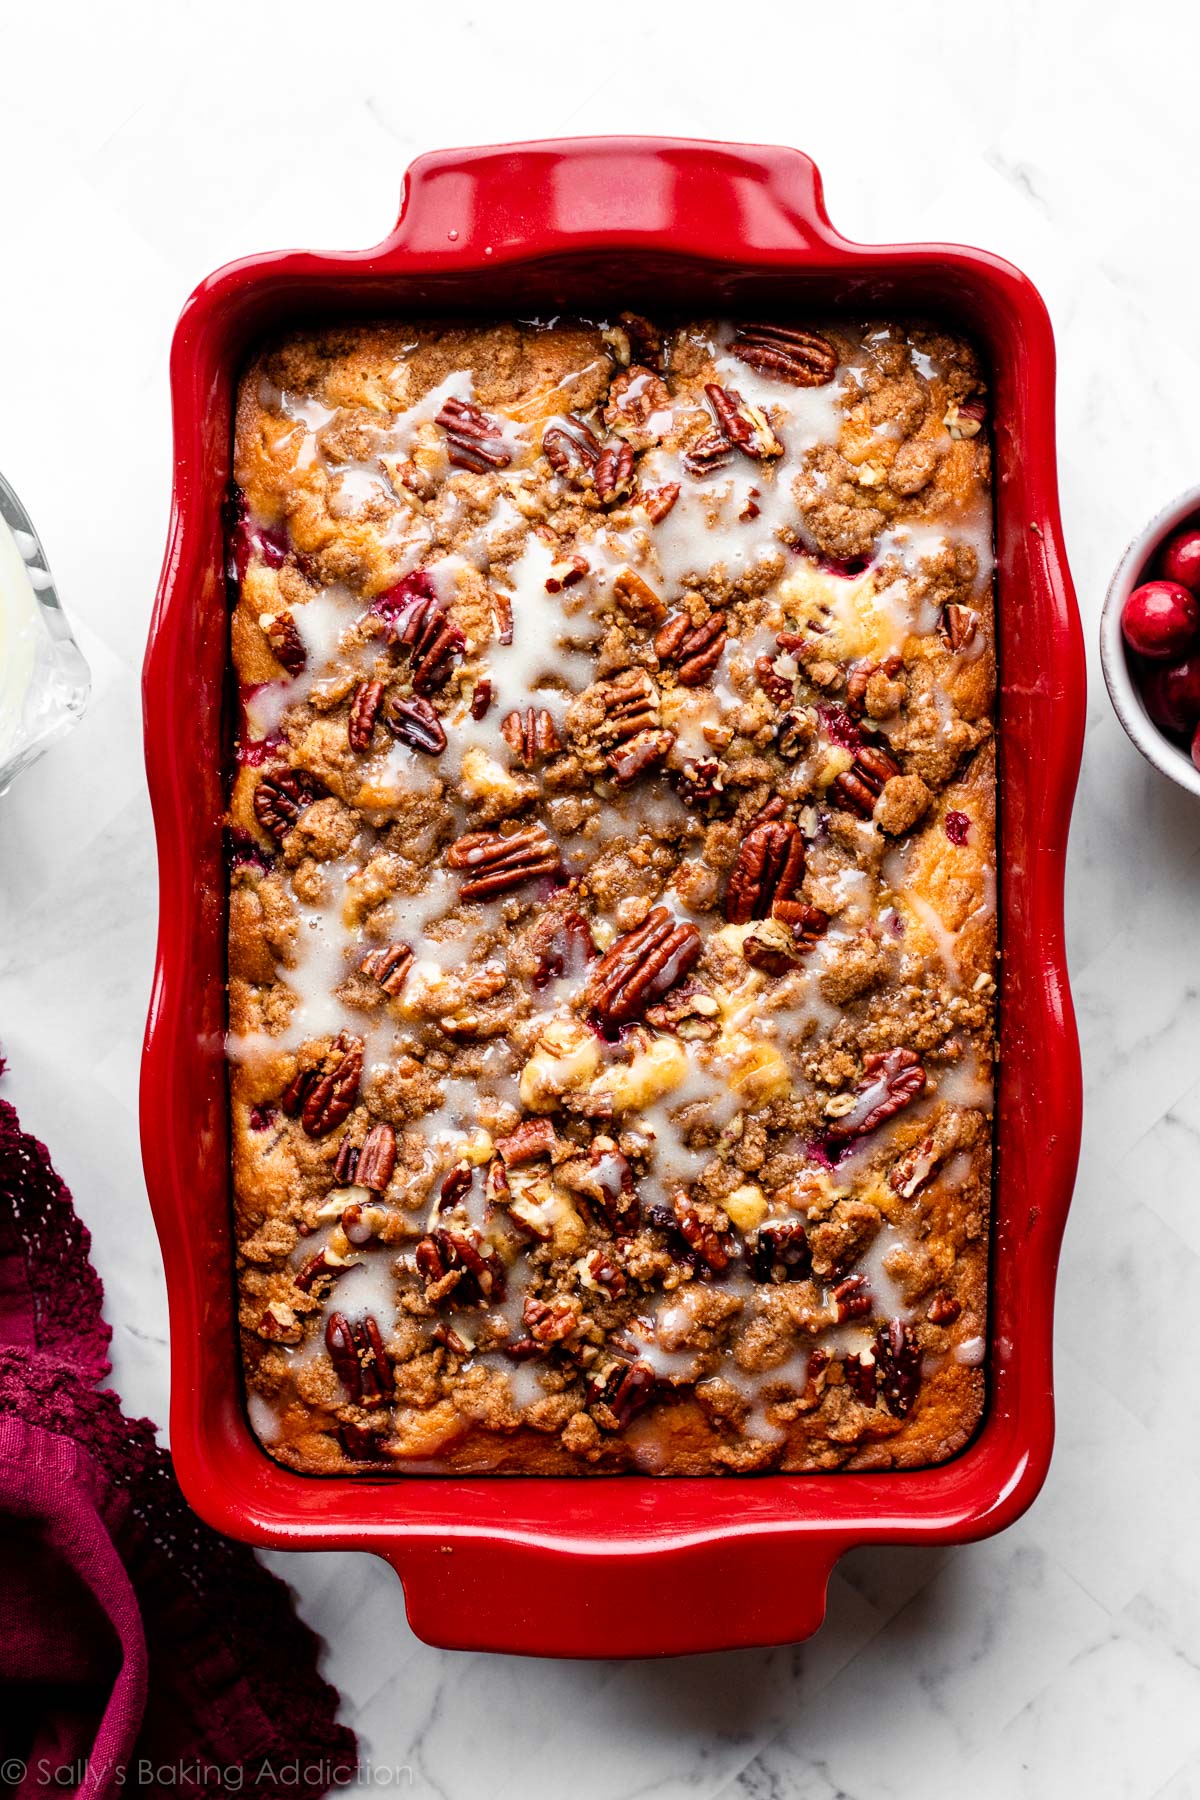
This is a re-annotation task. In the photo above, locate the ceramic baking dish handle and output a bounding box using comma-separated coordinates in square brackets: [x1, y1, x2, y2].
[380, 1530, 848, 1658]
[384, 137, 849, 265]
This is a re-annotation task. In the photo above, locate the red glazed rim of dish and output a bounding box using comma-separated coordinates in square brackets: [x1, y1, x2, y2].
[142, 137, 1085, 1658]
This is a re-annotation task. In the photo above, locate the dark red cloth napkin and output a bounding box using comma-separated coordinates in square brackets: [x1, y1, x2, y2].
[0, 1063, 357, 1800]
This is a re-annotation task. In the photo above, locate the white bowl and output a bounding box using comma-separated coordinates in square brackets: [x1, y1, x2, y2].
[1100, 483, 1200, 798]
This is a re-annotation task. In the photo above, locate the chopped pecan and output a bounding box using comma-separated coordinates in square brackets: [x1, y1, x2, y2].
[741, 909, 827, 976]
[598, 669, 660, 742]
[943, 398, 986, 440]
[447, 823, 562, 898]
[491, 591, 514, 644]
[255, 1301, 302, 1343]
[776, 711, 812, 758]
[283, 1033, 364, 1138]
[432, 1321, 475, 1356]
[928, 1292, 962, 1326]
[612, 567, 666, 626]
[471, 677, 493, 720]
[604, 364, 671, 445]
[826, 1048, 926, 1144]
[325, 1311, 394, 1404]
[889, 1136, 940, 1199]
[833, 1273, 872, 1321]
[360, 941, 413, 996]
[704, 383, 782, 458]
[436, 396, 512, 471]
[542, 414, 602, 485]
[587, 1357, 657, 1430]
[389, 596, 464, 695]
[749, 1221, 811, 1283]
[501, 707, 561, 767]
[755, 654, 794, 708]
[684, 428, 733, 474]
[606, 727, 675, 786]
[766, 900, 829, 956]
[332, 1138, 359, 1184]
[654, 611, 726, 686]
[383, 692, 448, 754]
[672, 1191, 732, 1272]
[530, 908, 597, 986]
[293, 1248, 353, 1295]
[253, 769, 322, 843]
[846, 655, 903, 718]
[262, 609, 307, 674]
[844, 1347, 878, 1404]
[724, 820, 806, 923]
[940, 603, 978, 651]
[830, 744, 901, 818]
[672, 757, 725, 808]
[437, 1163, 474, 1212]
[644, 980, 720, 1039]
[583, 1247, 627, 1298]
[355, 1122, 396, 1192]
[640, 482, 681, 523]
[545, 554, 588, 594]
[428, 1226, 507, 1306]
[617, 311, 665, 368]
[560, 1137, 639, 1233]
[731, 324, 838, 387]
[594, 442, 635, 506]
[875, 1319, 922, 1417]
[348, 679, 385, 752]
[494, 1118, 558, 1167]
[586, 906, 702, 1027]
[338, 1422, 387, 1460]
[524, 1294, 582, 1345]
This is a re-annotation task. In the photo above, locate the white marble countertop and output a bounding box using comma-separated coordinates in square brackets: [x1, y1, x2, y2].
[3, 3, 1200, 1795]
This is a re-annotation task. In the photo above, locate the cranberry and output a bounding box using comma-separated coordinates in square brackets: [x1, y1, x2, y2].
[1122, 581, 1199, 659]
[1142, 655, 1200, 736]
[1160, 527, 1200, 592]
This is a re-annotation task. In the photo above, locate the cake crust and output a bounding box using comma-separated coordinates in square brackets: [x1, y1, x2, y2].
[226, 315, 996, 1475]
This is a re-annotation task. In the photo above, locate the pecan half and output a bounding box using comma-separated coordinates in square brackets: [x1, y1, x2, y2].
[826, 1048, 926, 1144]
[390, 597, 464, 695]
[262, 609, 307, 674]
[606, 727, 675, 786]
[594, 442, 635, 506]
[436, 396, 512, 471]
[749, 1221, 810, 1283]
[732, 324, 838, 387]
[325, 1311, 394, 1404]
[940, 603, 978, 651]
[253, 769, 322, 843]
[355, 1122, 396, 1192]
[348, 679, 385, 752]
[830, 744, 901, 818]
[447, 824, 562, 899]
[284, 1033, 364, 1138]
[833, 1273, 872, 1321]
[672, 1190, 732, 1272]
[587, 1357, 658, 1430]
[382, 692, 447, 754]
[586, 906, 702, 1027]
[704, 383, 782, 458]
[543, 414, 602, 485]
[875, 1319, 921, 1417]
[654, 611, 726, 686]
[640, 482, 680, 523]
[360, 941, 413, 996]
[598, 669, 660, 742]
[724, 820, 806, 923]
[501, 707, 561, 767]
[524, 1294, 581, 1345]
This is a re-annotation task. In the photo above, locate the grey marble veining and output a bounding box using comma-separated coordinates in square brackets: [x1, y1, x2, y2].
[3, 3, 1200, 1793]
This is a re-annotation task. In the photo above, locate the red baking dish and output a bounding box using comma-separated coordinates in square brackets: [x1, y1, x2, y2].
[141, 137, 1084, 1657]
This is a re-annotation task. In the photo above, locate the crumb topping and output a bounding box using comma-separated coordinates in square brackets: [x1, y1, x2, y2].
[228, 315, 995, 1475]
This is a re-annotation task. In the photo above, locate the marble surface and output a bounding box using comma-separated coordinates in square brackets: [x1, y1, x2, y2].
[3, 2, 1200, 1794]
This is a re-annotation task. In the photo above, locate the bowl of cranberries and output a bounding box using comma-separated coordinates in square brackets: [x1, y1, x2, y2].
[1102, 490, 1200, 792]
